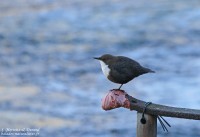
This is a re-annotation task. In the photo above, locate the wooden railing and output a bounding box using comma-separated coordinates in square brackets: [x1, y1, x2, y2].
[126, 95, 200, 137]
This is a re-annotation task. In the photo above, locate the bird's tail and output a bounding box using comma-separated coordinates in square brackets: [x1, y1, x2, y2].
[144, 68, 155, 73]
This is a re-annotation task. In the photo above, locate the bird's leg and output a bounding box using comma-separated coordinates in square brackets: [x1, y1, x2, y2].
[118, 84, 123, 90]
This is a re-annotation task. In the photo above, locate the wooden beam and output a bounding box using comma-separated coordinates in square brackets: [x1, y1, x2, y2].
[126, 94, 200, 120]
[137, 112, 157, 137]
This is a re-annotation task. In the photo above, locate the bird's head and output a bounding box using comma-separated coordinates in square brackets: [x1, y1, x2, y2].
[94, 54, 114, 64]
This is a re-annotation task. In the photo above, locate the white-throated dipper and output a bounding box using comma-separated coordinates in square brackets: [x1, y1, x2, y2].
[94, 54, 155, 89]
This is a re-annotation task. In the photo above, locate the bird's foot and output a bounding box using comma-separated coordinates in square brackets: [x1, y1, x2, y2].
[111, 88, 125, 92]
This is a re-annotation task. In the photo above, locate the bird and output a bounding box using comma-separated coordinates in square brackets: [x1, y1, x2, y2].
[94, 54, 155, 90]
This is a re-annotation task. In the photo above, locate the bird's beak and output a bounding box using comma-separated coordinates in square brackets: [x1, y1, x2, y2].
[93, 57, 100, 60]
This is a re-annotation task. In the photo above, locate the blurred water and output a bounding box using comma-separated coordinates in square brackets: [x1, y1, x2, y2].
[0, 0, 200, 137]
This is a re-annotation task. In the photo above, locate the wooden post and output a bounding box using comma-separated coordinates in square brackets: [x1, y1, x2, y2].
[137, 112, 157, 137]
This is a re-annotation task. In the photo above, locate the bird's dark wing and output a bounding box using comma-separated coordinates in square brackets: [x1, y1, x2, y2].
[107, 57, 140, 83]
[116, 56, 154, 74]
[112, 58, 142, 77]
[108, 56, 154, 84]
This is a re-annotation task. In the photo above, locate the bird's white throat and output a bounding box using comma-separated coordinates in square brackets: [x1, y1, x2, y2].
[100, 61, 110, 77]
